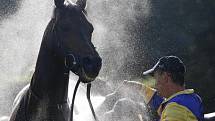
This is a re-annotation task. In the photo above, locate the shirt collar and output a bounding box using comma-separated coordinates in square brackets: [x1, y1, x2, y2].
[162, 89, 194, 104]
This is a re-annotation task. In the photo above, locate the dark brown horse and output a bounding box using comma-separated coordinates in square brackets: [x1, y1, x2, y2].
[9, 0, 102, 120]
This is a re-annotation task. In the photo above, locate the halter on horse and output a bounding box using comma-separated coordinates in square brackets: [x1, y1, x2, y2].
[9, 0, 102, 120]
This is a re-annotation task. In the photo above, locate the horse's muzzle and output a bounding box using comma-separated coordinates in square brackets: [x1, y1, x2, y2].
[80, 56, 102, 83]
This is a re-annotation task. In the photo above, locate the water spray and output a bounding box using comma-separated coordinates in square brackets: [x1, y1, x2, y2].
[70, 79, 98, 121]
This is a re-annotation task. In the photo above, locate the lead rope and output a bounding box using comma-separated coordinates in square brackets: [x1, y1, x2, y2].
[70, 79, 99, 121]
[70, 79, 81, 121]
[87, 83, 99, 121]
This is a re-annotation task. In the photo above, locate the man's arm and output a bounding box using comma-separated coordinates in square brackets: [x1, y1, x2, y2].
[118, 80, 156, 103]
[120, 81, 164, 112]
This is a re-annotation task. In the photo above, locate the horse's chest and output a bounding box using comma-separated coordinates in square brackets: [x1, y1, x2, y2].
[11, 88, 70, 121]
[27, 91, 70, 121]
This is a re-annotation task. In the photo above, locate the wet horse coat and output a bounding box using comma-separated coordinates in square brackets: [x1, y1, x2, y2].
[9, 0, 102, 120]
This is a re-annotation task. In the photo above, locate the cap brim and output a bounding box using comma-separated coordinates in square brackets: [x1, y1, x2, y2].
[143, 61, 160, 76]
[142, 68, 155, 76]
[142, 61, 160, 76]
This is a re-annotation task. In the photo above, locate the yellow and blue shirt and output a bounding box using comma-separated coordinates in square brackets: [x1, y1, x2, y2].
[141, 85, 204, 121]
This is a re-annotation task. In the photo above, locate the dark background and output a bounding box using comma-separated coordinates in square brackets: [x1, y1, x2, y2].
[129, 0, 215, 113]
[0, 0, 21, 20]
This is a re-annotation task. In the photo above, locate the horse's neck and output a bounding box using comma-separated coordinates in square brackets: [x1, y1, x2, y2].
[30, 41, 70, 104]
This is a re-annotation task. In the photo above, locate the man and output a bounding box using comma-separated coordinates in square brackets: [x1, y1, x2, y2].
[138, 55, 204, 121]
[97, 55, 204, 121]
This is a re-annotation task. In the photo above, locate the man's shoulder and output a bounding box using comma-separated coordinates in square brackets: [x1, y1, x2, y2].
[166, 92, 203, 120]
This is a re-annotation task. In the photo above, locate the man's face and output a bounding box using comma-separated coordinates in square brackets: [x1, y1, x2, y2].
[154, 71, 168, 98]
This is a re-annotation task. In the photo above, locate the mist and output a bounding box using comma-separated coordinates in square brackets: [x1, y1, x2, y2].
[0, 0, 52, 117]
[87, 0, 151, 81]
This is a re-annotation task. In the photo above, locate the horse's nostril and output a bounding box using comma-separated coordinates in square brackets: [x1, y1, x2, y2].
[81, 56, 102, 82]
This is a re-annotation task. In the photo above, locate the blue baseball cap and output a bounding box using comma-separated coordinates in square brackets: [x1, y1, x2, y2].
[143, 56, 186, 76]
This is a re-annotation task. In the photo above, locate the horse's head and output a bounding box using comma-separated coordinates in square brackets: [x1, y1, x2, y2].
[50, 0, 102, 83]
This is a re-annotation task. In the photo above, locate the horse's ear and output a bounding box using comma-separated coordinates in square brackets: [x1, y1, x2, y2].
[76, 0, 87, 10]
[54, 0, 65, 8]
